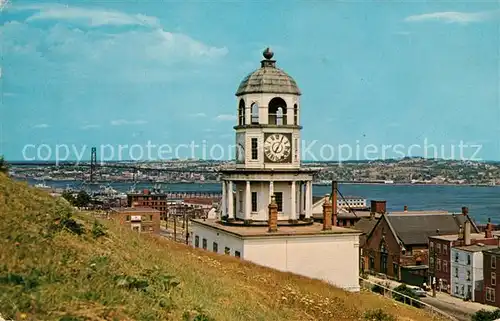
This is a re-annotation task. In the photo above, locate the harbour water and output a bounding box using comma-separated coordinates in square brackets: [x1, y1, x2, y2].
[21, 179, 500, 224]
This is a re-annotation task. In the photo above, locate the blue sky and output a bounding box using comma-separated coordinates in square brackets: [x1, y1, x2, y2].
[1, 0, 499, 161]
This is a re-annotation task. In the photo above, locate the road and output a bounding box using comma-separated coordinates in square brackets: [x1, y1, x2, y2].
[422, 296, 472, 321]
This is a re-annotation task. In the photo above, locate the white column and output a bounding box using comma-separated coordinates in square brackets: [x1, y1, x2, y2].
[221, 180, 227, 217]
[269, 181, 274, 203]
[227, 181, 234, 219]
[305, 181, 312, 218]
[290, 181, 296, 220]
[245, 181, 251, 220]
[298, 182, 303, 217]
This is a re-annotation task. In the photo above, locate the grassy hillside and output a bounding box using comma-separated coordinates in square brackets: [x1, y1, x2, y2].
[0, 174, 444, 321]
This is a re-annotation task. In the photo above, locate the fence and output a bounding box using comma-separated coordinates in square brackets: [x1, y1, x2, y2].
[359, 277, 458, 321]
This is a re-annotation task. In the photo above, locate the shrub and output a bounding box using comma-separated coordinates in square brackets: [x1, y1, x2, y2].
[364, 308, 396, 321]
[392, 284, 422, 308]
[472, 309, 500, 321]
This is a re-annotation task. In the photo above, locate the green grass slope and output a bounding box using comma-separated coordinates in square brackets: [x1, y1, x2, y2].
[0, 174, 444, 321]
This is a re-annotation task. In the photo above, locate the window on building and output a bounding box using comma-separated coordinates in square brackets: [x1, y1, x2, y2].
[467, 254, 471, 265]
[455, 286, 459, 294]
[225, 247, 230, 255]
[437, 243, 441, 254]
[251, 138, 258, 160]
[493, 272, 496, 286]
[251, 192, 257, 212]
[268, 97, 287, 125]
[149, 215, 153, 221]
[393, 263, 399, 277]
[467, 270, 471, 281]
[455, 268, 459, 278]
[430, 241, 434, 251]
[235, 251, 241, 258]
[202, 238, 207, 250]
[293, 104, 298, 125]
[126, 215, 130, 221]
[238, 99, 245, 125]
[437, 259, 441, 271]
[455, 252, 459, 262]
[251, 103, 259, 124]
[238, 190, 243, 213]
[275, 192, 283, 212]
[213, 242, 218, 253]
[443, 244, 448, 255]
[487, 287, 496, 302]
[443, 261, 448, 273]
[493, 256, 497, 269]
[369, 256, 375, 270]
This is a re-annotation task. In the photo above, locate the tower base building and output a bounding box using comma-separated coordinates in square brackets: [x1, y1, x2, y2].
[190, 48, 361, 292]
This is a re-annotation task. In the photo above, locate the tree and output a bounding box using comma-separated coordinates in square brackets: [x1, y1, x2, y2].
[75, 190, 91, 208]
[0, 156, 8, 175]
[472, 309, 500, 321]
[61, 191, 76, 205]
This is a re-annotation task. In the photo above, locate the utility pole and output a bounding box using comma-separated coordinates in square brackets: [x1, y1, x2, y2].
[185, 208, 190, 245]
[432, 246, 437, 297]
[173, 214, 177, 242]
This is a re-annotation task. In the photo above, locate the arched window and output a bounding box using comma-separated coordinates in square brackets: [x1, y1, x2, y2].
[251, 103, 259, 124]
[294, 104, 298, 125]
[238, 99, 245, 125]
[268, 97, 287, 125]
[276, 107, 284, 125]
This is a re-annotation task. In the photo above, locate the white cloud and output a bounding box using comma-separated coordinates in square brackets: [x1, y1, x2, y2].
[33, 123, 49, 128]
[2, 4, 228, 85]
[10, 3, 160, 27]
[189, 112, 207, 117]
[214, 114, 236, 121]
[405, 11, 498, 24]
[80, 124, 100, 130]
[110, 119, 147, 126]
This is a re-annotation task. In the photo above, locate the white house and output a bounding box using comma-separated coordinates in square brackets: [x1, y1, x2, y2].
[191, 211, 361, 292]
[190, 48, 361, 292]
[451, 242, 498, 301]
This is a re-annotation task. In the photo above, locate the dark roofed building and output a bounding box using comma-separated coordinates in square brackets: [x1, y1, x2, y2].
[362, 208, 478, 285]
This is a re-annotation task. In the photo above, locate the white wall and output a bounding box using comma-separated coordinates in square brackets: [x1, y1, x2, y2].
[233, 181, 301, 221]
[244, 234, 360, 292]
[191, 223, 244, 256]
[450, 248, 477, 300]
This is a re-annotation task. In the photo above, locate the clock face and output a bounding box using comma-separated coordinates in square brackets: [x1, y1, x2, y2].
[264, 133, 292, 163]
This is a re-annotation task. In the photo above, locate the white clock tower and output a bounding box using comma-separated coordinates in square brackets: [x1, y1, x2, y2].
[220, 48, 317, 223]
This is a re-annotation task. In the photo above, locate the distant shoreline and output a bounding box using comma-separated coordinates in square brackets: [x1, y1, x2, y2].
[22, 177, 499, 188]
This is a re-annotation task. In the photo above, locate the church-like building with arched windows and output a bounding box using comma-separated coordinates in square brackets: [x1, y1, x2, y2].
[191, 48, 361, 292]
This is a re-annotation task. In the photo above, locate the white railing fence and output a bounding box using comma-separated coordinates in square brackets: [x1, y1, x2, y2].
[359, 277, 458, 321]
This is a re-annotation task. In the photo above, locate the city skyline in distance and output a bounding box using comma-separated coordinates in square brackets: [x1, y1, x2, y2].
[2, 1, 499, 161]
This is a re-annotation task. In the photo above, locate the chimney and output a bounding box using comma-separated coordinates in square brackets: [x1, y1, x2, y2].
[331, 181, 338, 226]
[462, 206, 469, 216]
[323, 194, 332, 230]
[458, 225, 464, 240]
[268, 194, 278, 232]
[370, 200, 387, 215]
[486, 218, 493, 239]
[464, 220, 471, 246]
[404, 205, 408, 212]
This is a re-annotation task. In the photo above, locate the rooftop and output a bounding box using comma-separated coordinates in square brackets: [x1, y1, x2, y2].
[430, 233, 487, 241]
[454, 244, 499, 252]
[235, 48, 301, 97]
[191, 218, 361, 238]
[110, 207, 161, 213]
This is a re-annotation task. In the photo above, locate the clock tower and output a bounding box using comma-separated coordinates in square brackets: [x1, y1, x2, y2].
[220, 48, 317, 223]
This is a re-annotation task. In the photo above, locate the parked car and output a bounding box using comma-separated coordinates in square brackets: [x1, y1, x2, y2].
[409, 286, 427, 297]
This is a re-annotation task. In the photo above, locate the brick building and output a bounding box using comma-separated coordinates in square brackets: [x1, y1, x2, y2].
[481, 246, 500, 307]
[109, 207, 161, 234]
[128, 189, 170, 219]
[429, 215, 494, 293]
[363, 206, 477, 285]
